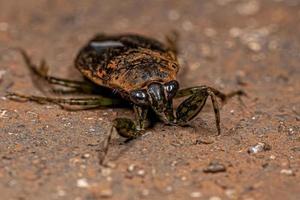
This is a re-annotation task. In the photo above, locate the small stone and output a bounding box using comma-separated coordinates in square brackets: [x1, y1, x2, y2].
[181, 176, 187, 181]
[209, 196, 222, 200]
[190, 191, 202, 198]
[137, 169, 146, 177]
[248, 142, 271, 154]
[100, 188, 113, 198]
[280, 169, 294, 176]
[225, 189, 237, 199]
[82, 153, 90, 159]
[77, 178, 89, 188]
[247, 42, 262, 52]
[203, 161, 226, 173]
[127, 164, 135, 172]
[89, 128, 96, 132]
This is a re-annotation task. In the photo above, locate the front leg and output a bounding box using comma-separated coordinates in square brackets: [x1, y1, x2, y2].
[175, 86, 244, 135]
[99, 106, 147, 163]
[113, 105, 148, 138]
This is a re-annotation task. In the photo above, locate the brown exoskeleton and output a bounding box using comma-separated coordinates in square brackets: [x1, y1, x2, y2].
[7, 33, 244, 163]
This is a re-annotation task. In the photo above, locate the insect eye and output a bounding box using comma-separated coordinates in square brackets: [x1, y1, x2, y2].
[164, 80, 179, 100]
[130, 90, 149, 105]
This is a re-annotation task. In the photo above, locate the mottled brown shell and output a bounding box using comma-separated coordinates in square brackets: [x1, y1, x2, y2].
[75, 34, 179, 93]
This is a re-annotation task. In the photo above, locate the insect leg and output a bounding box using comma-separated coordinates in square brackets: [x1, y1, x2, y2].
[175, 85, 245, 103]
[175, 87, 209, 125]
[175, 86, 243, 135]
[6, 92, 121, 107]
[113, 105, 148, 139]
[16, 48, 94, 92]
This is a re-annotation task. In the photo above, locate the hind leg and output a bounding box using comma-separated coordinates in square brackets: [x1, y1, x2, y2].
[6, 92, 121, 108]
[15, 48, 94, 93]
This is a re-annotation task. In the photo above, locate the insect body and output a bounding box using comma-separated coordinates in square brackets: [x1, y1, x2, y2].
[7, 33, 244, 139]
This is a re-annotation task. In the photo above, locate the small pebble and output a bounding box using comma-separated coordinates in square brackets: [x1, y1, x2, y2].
[77, 178, 89, 188]
[280, 169, 294, 176]
[209, 196, 222, 200]
[181, 176, 187, 181]
[82, 153, 90, 159]
[137, 169, 146, 177]
[190, 191, 202, 198]
[248, 42, 262, 52]
[225, 189, 237, 199]
[100, 188, 113, 198]
[203, 161, 226, 173]
[127, 164, 135, 172]
[248, 142, 271, 154]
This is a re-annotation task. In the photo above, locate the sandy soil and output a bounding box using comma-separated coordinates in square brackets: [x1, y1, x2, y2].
[0, 0, 299, 200]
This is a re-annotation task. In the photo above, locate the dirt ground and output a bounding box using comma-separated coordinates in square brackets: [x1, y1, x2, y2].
[0, 0, 299, 200]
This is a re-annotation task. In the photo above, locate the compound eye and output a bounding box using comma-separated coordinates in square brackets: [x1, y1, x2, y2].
[164, 80, 179, 100]
[130, 89, 149, 105]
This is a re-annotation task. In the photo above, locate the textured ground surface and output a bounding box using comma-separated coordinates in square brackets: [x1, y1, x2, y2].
[0, 0, 300, 200]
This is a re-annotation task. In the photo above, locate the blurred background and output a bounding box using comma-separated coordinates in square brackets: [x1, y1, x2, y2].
[0, 1, 299, 200]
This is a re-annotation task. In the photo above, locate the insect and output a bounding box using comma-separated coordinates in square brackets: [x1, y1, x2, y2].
[7, 33, 244, 161]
